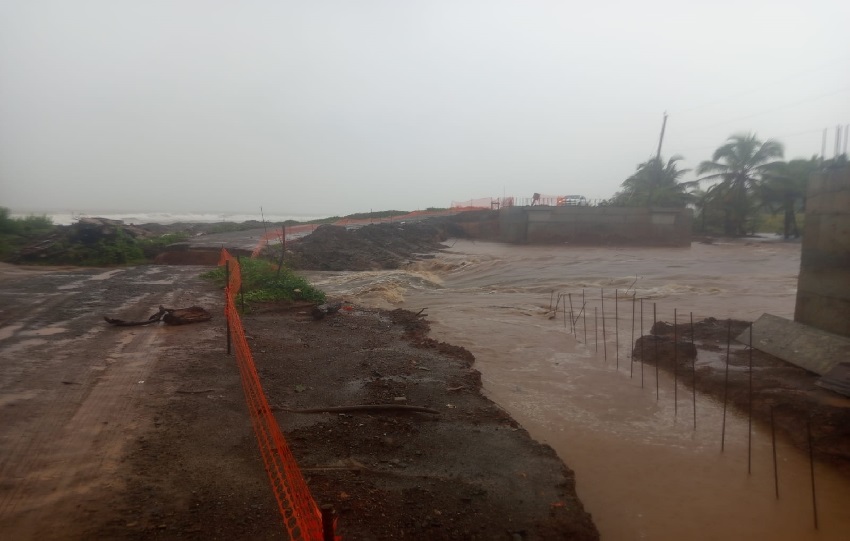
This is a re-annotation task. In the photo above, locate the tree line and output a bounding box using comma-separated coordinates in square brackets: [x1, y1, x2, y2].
[607, 133, 849, 238]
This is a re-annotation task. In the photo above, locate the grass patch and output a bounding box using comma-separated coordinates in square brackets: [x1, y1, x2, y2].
[0, 207, 55, 259]
[138, 232, 189, 258]
[202, 257, 325, 306]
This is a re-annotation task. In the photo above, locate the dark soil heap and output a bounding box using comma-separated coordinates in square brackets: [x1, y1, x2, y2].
[249, 306, 600, 540]
[282, 223, 450, 271]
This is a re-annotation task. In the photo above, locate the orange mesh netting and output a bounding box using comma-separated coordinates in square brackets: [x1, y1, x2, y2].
[219, 250, 326, 540]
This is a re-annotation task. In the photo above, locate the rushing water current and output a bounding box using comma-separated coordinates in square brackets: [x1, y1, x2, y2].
[305, 238, 850, 540]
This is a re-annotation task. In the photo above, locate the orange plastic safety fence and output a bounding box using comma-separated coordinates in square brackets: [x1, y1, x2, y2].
[219, 249, 325, 540]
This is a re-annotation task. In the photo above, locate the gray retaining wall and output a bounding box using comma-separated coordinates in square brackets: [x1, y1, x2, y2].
[497, 205, 692, 246]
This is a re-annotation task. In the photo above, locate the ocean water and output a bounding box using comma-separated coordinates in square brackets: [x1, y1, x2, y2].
[304, 239, 850, 541]
[10, 210, 325, 226]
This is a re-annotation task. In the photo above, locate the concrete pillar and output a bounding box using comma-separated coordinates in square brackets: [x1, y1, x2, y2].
[795, 166, 850, 338]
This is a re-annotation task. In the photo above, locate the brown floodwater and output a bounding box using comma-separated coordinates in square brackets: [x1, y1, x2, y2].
[306, 238, 850, 540]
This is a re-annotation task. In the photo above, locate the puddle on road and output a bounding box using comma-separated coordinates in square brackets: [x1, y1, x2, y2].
[0, 338, 48, 356]
[89, 269, 125, 281]
[130, 279, 176, 285]
[20, 325, 69, 337]
[0, 324, 24, 341]
[0, 389, 42, 408]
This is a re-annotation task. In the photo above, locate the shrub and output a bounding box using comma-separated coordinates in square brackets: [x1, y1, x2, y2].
[202, 257, 325, 306]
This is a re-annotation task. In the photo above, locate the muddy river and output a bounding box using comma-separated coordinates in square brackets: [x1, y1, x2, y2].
[306, 238, 850, 540]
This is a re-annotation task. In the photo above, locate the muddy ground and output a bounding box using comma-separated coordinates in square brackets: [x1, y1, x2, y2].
[635, 318, 850, 473]
[5, 220, 850, 539]
[0, 263, 598, 540]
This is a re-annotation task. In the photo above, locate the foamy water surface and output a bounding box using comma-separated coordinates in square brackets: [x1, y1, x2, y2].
[305, 238, 850, 541]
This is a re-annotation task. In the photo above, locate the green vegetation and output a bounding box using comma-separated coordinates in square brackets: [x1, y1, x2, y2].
[0, 207, 55, 258]
[608, 155, 695, 207]
[758, 159, 817, 239]
[0, 206, 190, 265]
[754, 210, 806, 236]
[202, 257, 325, 306]
[43, 230, 189, 266]
[138, 232, 189, 258]
[608, 132, 849, 238]
[696, 133, 785, 236]
[72, 229, 145, 265]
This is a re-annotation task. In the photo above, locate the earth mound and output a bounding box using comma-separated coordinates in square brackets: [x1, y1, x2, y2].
[282, 222, 450, 271]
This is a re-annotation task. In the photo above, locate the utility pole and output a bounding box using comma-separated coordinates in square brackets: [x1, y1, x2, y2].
[821, 128, 827, 160]
[836, 125, 842, 158]
[656, 112, 668, 160]
[844, 124, 849, 155]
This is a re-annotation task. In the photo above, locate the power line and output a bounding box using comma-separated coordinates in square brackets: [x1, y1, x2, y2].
[669, 55, 850, 116]
[670, 87, 850, 136]
[667, 127, 835, 158]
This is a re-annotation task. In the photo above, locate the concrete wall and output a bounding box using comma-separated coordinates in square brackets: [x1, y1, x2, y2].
[795, 167, 850, 338]
[497, 206, 693, 246]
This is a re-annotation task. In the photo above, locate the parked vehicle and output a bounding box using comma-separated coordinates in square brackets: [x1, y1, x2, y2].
[557, 195, 588, 206]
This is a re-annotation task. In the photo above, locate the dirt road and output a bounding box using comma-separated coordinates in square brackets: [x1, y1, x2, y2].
[0, 264, 222, 539]
[0, 263, 598, 540]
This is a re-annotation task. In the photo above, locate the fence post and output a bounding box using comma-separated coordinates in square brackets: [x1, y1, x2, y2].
[321, 504, 336, 541]
[236, 254, 245, 313]
[225, 260, 231, 355]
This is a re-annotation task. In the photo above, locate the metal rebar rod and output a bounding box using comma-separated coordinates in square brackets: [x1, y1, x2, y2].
[583, 301, 587, 344]
[568, 293, 575, 335]
[615, 289, 620, 370]
[808, 417, 818, 530]
[691, 312, 696, 430]
[640, 298, 644, 388]
[595, 307, 598, 352]
[653, 302, 659, 401]
[748, 324, 753, 475]
[674, 308, 678, 417]
[601, 289, 607, 361]
[771, 407, 779, 499]
[583, 289, 587, 344]
[630, 292, 636, 378]
[721, 319, 731, 452]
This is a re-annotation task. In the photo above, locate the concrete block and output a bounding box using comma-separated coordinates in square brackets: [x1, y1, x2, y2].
[742, 313, 850, 375]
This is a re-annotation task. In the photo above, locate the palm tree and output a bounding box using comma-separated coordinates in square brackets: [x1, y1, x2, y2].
[611, 155, 694, 207]
[697, 133, 785, 235]
[759, 158, 816, 239]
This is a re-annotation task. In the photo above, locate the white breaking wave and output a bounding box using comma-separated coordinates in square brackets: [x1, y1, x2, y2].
[11, 210, 326, 226]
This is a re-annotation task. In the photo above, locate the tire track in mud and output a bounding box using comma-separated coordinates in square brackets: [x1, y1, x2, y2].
[0, 266, 214, 539]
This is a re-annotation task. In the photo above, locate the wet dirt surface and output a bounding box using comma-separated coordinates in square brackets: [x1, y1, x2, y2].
[0, 263, 598, 540]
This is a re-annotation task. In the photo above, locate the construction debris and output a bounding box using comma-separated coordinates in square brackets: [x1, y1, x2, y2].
[104, 305, 212, 327]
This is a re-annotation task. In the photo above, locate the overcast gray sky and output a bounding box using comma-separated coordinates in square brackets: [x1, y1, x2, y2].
[1, 0, 848, 217]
